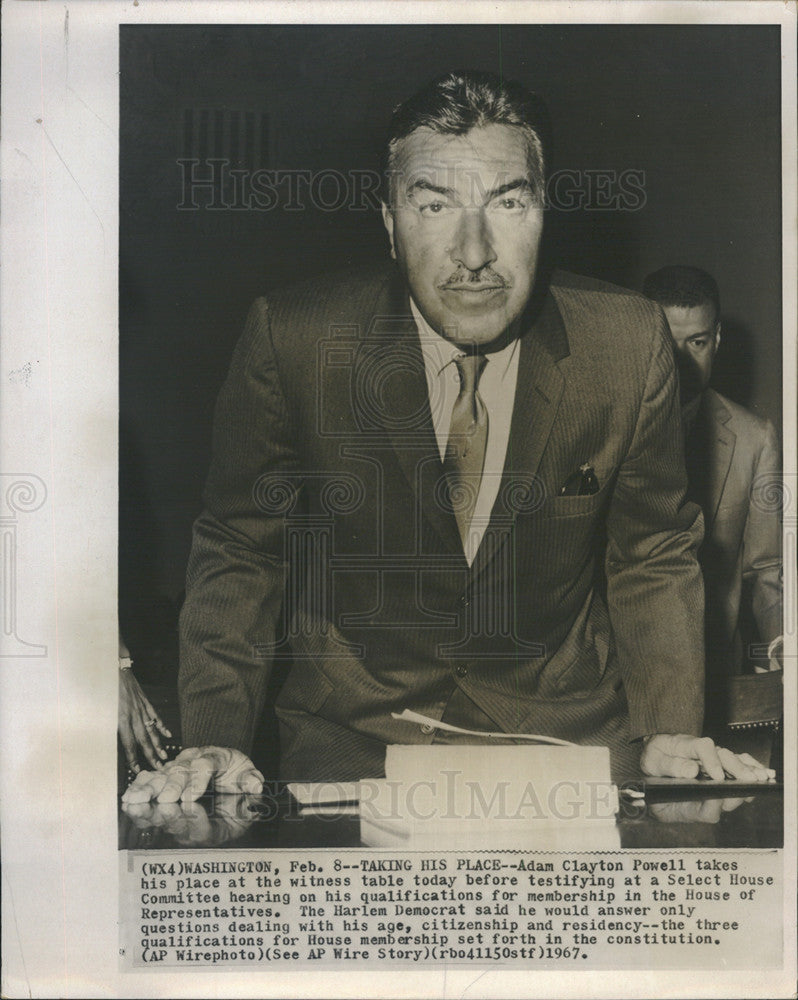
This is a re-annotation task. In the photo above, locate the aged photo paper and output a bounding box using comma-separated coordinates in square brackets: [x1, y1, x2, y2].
[1, 2, 796, 998]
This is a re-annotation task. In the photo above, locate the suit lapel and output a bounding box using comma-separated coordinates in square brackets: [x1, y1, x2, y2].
[504, 289, 569, 487]
[470, 287, 569, 581]
[701, 390, 735, 531]
[354, 271, 464, 557]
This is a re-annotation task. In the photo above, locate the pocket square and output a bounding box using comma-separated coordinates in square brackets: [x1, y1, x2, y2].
[559, 463, 600, 496]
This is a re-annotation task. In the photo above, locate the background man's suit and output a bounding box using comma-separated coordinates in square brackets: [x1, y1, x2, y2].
[179, 266, 705, 783]
[685, 387, 782, 726]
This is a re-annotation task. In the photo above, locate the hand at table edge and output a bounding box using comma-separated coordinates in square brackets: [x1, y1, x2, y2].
[121, 746, 264, 803]
[640, 733, 776, 783]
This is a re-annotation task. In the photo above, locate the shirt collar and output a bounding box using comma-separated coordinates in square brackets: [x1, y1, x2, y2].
[409, 297, 519, 379]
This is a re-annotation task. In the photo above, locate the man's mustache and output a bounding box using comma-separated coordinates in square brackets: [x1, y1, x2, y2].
[438, 269, 509, 290]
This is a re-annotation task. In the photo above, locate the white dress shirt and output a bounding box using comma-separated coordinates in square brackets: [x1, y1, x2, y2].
[410, 298, 521, 565]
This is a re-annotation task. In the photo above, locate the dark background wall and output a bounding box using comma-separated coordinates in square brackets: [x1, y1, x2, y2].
[119, 23, 782, 616]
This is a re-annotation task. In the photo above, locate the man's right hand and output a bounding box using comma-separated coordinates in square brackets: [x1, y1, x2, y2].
[640, 733, 775, 782]
[121, 746, 264, 803]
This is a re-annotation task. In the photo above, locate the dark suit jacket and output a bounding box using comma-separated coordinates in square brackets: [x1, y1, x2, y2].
[178, 266, 705, 782]
[686, 388, 782, 719]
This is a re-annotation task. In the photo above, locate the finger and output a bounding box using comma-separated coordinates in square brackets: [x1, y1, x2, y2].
[179, 756, 215, 803]
[718, 747, 767, 781]
[206, 750, 261, 794]
[734, 752, 776, 782]
[209, 812, 252, 846]
[141, 803, 171, 829]
[141, 717, 166, 760]
[694, 798, 723, 823]
[181, 801, 213, 843]
[122, 769, 169, 803]
[121, 802, 159, 827]
[139, 693, 172, 741]
[649, 802, 687, 823]
[155, 717, 172, 739]
[155, 761, 196, 803]
[215, 756, 265, 795]
[140, 732, 164, 770]
[141, 722, 168, 764]
[647, 733, 696, 758]
[122, 770, 162, 803]
[131, 714, 164, 770]
[691, 736, 725, 781]
[720, 796, 744, 812]
[157, 802, 191, 836]
[134, 698, 168, 762]
[146, 732, 169, 764]
[717, 747, 772, 783]
[119, 729, 141, 775]
[671, 755, 700, 779]
[650, 800, 709, 823]
[641, 743, 699, 779]
[238, 768, 265, 794]
[214, 796, 242, 822]
[158, 802, 183, 827]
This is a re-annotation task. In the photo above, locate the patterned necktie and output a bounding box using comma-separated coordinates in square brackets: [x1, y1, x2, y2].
[443, 353, 489, 549]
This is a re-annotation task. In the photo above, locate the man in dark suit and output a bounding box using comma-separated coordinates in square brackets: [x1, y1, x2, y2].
[124, 71, 772, 804]
[643, 265, 783, 732]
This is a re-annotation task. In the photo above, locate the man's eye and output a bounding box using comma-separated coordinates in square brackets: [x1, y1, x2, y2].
[419, 200, 450, 215]
[491, 196, 526, 212]
[690, 339, 708, 349]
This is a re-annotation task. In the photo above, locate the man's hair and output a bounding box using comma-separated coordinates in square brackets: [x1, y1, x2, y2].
[382, 70, 551, 205]
[643, 265, 721, 323]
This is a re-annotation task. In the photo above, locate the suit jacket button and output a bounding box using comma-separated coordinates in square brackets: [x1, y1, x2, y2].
[455, 665, 468, 678]
[420, 723, 435, 735]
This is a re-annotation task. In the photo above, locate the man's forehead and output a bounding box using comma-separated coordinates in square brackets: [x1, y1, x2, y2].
[663, 302, 719, 340]
[390, 124, 533, 179]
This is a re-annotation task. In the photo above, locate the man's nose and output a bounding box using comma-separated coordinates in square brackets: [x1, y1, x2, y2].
[449, 208, 497, 272]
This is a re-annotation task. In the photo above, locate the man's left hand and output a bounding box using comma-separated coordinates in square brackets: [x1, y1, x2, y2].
[122, 795, 258, 847]
[641, 734, 775, 782]
[122, 746, 263, 803]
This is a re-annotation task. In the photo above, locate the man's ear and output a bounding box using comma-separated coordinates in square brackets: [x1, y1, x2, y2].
[381, 202, 396, 260]
[713, 322, 722, 354]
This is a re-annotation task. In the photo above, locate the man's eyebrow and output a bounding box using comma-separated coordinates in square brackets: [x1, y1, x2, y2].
[485, 178, 534, 200]
[406, 179, 456, 197]
[687, 329, 715, 340]
[405, 177, 535, 200]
